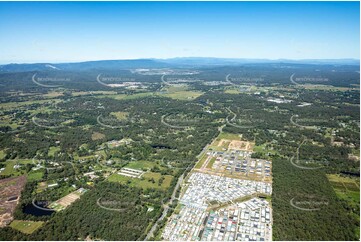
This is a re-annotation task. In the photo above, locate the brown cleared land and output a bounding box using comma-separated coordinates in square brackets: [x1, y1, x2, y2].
[0, 176, 27, 227]
[91, 132, 105, 141]
[229, 140, 254, 151]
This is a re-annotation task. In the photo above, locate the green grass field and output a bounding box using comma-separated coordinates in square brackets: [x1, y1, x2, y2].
[42, 91, 64, 98]
[254, 143, 277, 156]
[26, 106, 58, 115]
[0, 99, 61, 110]
[10, 220, 44, 234]
[27, 171, 44, 181]
[48, 202, 65, 211]
[0, 116, 20, 129]
[327, 174, 360, 206]
[206, 157, 216, 169]
[94, 86, 204, 101]
[159, 86, 204, 100]
[111, 111, 129, 120]
[207, 145, 226, 152]
[161, 90, 203, 100]
[48, 146, 61, 157]
[328, 174, 361, 239]
[0, 159, 33, 176]
[108, 172, 172, 190]
[124, 160, 157, 171]
[71, 91, 117, 96]
[194, 153, 208, 169]
[216, 132, 241, 140]
[301, 84, 359, 91]
[97, 92, 154, 100]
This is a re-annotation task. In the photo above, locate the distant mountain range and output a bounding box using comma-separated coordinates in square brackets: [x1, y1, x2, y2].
[0, 57, 359, 72]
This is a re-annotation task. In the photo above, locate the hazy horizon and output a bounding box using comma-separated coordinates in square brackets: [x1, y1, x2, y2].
[0, 1, 359, 63]
[0, 56, 360, 65]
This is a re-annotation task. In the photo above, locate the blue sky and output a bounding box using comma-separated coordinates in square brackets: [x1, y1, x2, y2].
[0, 1, 359, 63]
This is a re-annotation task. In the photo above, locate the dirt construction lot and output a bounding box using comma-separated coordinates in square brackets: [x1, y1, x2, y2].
[229, 140, 254, 151]
[0, 176, 27, 227]
[217, 139, 231, 148]
[217, 139, 254, 151]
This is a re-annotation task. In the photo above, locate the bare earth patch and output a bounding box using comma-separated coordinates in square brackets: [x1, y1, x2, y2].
[92, 132, 105, 141]
[229, 140, 254, 151]
[0, 176, 27, 227]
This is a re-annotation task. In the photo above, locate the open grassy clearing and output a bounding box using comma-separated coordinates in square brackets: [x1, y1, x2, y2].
[215, 132, 242, 141]
[108, 172, 172, 190]
[74, 154, 95, 162]
[300, 84, 359, 91]
[35, 182, 47, 193]
[159, 86, 204, 100]
[328, 174, 360, 187]
[43, 91, 64, 98]
[48, 146, 61, 157]
[327, 174, 361, 239]
[111, 111, 129, 120]
[10, 220, 44, 234]
[0, 159, 33, 176]
[0, 116, 20, 129]
[95, 150, 107, 158]
[327, 174, 360, 205]
[160, 85, 187, 92]
[194, 153, 208, 169]
[206, 157, 216, 169]
[161, 90, 203, 100]
[207, 145, 226, 152]
[25, 106, 59, 115]
[208, 132, 241, 150]
[97, 92, 154, 100]
[71, 91, 117, 96]
[158, 85, 203, 100]
[27, 171, 44, 182]
[224, 89, 241, 94]
[254, 143, 278, 156]
[217, 139, 230, 149]
[124, 160, 156, 171]
[0, 99, 61, 110]
[91, 132, 105, 141]
[95, 87, 204, 101]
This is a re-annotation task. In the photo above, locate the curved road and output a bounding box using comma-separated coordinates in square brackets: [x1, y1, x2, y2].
[290, 139, 323, 170]
[225, 107, 254, 129]
[161, 115, 188, 129]
[290, 73, 300, 85]
[290, 115, 317, 129]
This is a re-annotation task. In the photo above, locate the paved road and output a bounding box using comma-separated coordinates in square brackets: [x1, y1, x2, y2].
[144, 173, 184, 241]
[290, 139, 322, 170]
[161, 115, 188, 129]
[225, 107, 254, 129]
[290, 115, 317, 129]
[144, 124, 226, 240]
[290, 73, 300, 85]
